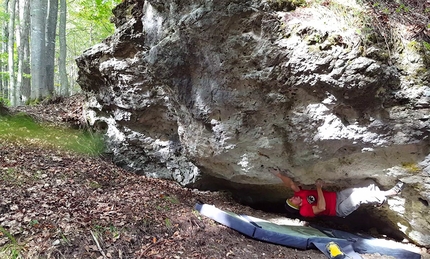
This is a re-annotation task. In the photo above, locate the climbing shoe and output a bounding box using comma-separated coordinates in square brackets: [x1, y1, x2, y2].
[390, 181, 406, 195]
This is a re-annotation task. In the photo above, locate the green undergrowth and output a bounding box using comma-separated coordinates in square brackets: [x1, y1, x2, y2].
[0, 113, 105, 156]
[0, 226, 24, 259]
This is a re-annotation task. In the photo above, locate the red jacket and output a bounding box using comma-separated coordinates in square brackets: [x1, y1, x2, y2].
[294, 189, 337, 217]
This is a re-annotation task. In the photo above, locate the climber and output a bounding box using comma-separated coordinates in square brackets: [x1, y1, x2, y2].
[269, 167, 405, 218]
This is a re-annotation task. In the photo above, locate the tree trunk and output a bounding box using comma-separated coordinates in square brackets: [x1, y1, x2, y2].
[17, 0, 30, 105]
[45, 0, 58, 96]
[8, 0, 17, 106]
[58, 0, 69, 96]
[1, 0, 10, 102]
[30, 0, 47, 100]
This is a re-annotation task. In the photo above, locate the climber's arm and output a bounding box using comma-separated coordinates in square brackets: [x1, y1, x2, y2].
[312, 179, 326, 215]
[268, 167, 300, 192]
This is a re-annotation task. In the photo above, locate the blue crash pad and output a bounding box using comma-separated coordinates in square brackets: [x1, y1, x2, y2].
[194, 203, 421, 259]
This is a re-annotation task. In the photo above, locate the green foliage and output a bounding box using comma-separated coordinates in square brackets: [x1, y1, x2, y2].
[0, 52, 8, 65]
[64, 0, 122, 92]
[192, 209, 202, 220]
[407, 40, 430, 64]
[401, 162, 421, 173]
[0, 225, 24, 259]
[92, 224, 122, 241]
[163, 195, 179, 204]
[0, 226, 17, 246]
[0, 113, 105, 156]
[0, 168, 24, 185]
[0, 70, 10, 80]
[424, 41, 430, 51]
[0, 95, 10, 107]
[88, 180, 102, 189]
[306, 33, 325, 45]
[407, 40, 420, 51]
[395, 3, 410, 13]
[28, 220, 39, 227]
[165, 218, 172, 228]
[23, 73, 31, 79]
[25, 98, 39, 106]
[68, 0, 122, 45]
[382, 7, 390, 14]
[0, 5, 9, 45]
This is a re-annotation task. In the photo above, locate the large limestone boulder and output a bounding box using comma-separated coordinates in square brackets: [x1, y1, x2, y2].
[76, 0, 430, 246]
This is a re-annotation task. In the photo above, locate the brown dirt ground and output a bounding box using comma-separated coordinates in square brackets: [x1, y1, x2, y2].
[1, 95, 428, 258]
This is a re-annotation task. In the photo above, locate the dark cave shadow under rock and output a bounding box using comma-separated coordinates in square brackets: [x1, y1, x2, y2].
[247, 200, 408, 243]
[291, 207, 408, 243]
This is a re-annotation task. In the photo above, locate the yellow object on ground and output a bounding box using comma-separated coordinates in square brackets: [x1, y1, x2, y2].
[326, 241, 346, 259]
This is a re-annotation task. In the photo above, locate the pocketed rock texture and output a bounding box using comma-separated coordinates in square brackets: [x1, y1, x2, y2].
[76, 0, 430, 246]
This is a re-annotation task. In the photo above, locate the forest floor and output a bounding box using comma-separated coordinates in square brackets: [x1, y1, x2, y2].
[1, 95, 429, 259]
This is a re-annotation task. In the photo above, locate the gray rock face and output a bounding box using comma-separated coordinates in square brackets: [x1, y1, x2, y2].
[76, 0, 430, 246]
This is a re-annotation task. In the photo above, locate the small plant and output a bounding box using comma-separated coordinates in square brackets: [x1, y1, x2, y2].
[88, 180, 102, 189]
[165, 218, 172, 229]
[0, 226, 17, 245]
[93, 225, 105, 233]
[382, 7, 390, 14]
[267, 0, 307, 11]
[423, 41, 430, 51]
[140, 219, 153, 229]
[156, 205, 171, 211]
[0, 95, 10, 107]
[0, 226, 24, 259]
[192, 209, 202, 220]
[407, 40, 420, 52]
[306, 33, 324, 45]
[59, 232, 70, 245]
[29, 219, 39, 227]
[395, 4, 410, 13]
[162, 195, 179, 204]
[401, 162, 421, 173]
[92, 224, 122, 242]
[108, 225, 120, 240]
[25, 98, 40, 106]
[1, 168, 24, 186]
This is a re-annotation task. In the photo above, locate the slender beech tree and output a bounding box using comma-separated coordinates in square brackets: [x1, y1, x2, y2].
[59, 0, 68, 96]
[17, 0, 30, 104]
[7, 0, 16, 106]
[1, 0, 9, 100]
[45, 0, 58, 96]
[30, 0, 47, 100]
